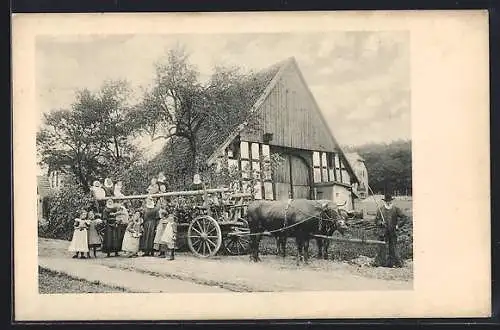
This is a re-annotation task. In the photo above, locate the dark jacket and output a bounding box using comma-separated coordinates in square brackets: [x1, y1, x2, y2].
[375, 205, 407, 237]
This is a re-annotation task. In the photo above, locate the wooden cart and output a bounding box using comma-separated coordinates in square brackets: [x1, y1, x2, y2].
[95, 188, 253, 258]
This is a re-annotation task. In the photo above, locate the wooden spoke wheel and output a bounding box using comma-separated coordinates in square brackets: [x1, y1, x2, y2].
[187, 215, 222, 258]
[223, 218, 250, 256]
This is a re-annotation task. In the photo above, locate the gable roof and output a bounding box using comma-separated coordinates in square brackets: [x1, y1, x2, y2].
[205, 56, 358, 183]
[153, 56, 358, 184]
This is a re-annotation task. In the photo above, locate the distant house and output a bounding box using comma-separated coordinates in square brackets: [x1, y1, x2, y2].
[155, 56, 360, 209]
[36, 170, 66, 221]
[345, 152, 369, 198]
[37, 175, 51, 221]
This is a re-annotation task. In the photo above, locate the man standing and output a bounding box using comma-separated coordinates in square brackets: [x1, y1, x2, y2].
[375, 193, 407, 268]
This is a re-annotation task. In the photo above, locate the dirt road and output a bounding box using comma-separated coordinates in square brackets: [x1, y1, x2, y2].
[39, 238, 413, 293]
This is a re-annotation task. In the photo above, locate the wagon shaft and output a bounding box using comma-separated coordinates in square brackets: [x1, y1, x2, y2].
[312, 234, 385, 246]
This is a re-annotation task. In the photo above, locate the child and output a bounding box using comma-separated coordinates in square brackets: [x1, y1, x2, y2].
[159, 213, 177, 260]
[68, 210, 90, 259]
[86, 210, 103, 258]
[147, 178, 159, 195]
[153, 210, 169, 257]
[90, 181, 106, 210]
[157, 171, 166, 184]
[122, 211, 143, 257]
[114, 181, 125, 197]
[103, 178, 114, 197]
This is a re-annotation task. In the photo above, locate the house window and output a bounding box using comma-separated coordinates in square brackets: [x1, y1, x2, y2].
[240, 142, 249, 159]
[261, 145, 274, 200]
[223, 140, 274, 200]
[339, 155, 350, 184]
[313, 151, 336, 183]
[313, 152, 321, 183]
[335, 154, 342, 182]
[321, 153, 328, 182]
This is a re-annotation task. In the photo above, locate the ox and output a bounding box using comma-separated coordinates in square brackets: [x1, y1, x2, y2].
[246, 199, 348, 265]
[274, 200, 348, 259]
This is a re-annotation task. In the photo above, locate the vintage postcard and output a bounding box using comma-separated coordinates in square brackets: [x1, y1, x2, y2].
[12, 10, 490, 320]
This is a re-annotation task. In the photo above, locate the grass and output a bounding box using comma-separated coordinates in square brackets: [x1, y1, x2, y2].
[38, 266, 132, 294]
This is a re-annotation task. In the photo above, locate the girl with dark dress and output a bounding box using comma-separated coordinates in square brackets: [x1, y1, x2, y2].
[102, 198, 121, 257]
[103, 178, 114, 197]
[140, 197, 160, 256]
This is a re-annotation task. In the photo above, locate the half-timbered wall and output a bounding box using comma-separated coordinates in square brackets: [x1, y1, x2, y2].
[215, 137, 355, 201]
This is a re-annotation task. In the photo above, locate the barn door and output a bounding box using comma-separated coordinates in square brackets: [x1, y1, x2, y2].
[273, 153, 292, 200]
[290, 155, 311, 199]
[272, 152, 311, 200]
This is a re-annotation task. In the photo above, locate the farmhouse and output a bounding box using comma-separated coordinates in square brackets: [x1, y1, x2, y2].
[201, 57, 360, 209]
[151, 57, 360, 209]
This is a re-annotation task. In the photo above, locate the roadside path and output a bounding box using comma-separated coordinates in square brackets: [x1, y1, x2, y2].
[39, 238, 412, 292]
[39, 257, 229, 293]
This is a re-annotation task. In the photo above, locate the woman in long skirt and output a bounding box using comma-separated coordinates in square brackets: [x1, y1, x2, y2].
[140, 197, 160, 256]
[122, 212, 143, 257]
[153, 210, 169, 257]
[68, 210, 90, 259]
[102, 198, 121, 257]
[115, 204, 129, 252]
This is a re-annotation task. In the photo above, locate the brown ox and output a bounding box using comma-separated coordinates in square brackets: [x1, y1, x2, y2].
[274, 200, 348, 259]
[246, 199, 347, 265]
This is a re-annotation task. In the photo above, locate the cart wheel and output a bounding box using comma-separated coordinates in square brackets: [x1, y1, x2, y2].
[188, 215, 222, 258]
[223, 218, 250, 255]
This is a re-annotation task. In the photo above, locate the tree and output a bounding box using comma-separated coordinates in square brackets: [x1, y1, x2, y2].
[36, 80, 139, 192]
[344, 140, 412, 195]
[130, 45, 210, 175]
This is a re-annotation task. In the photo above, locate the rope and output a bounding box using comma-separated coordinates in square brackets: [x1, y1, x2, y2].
[230, 201, 342, 237]
[232, 214, 318, 237]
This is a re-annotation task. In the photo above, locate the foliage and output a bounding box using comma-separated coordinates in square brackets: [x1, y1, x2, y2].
[130, 45, 209, 177]
[344, 140, 412, 195]
[38, 178, 94, 240]
[36, 80, 139, 192]
[133, 47, 279, 185]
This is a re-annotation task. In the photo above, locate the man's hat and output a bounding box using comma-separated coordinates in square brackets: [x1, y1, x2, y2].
[382, 193, 394, 202]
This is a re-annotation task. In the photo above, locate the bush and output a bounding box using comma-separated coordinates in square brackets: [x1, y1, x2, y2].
[39, 184, 94, 240]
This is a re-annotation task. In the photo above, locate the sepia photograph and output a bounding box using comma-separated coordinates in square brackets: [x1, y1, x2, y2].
[35, 31, 413, 294]
[13, 11, 490, 320]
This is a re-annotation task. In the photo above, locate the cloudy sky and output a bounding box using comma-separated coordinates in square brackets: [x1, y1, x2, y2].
[36, 31, 410, 152]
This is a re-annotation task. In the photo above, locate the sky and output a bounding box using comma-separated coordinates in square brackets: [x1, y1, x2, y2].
[36, 31, 410, 159]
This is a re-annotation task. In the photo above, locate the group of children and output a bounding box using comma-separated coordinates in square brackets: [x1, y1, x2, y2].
[89, 171, 168, 201]
[67, 209, 103, 259]
[68, 196, 178, 261]
[70, 172, 214, 260]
